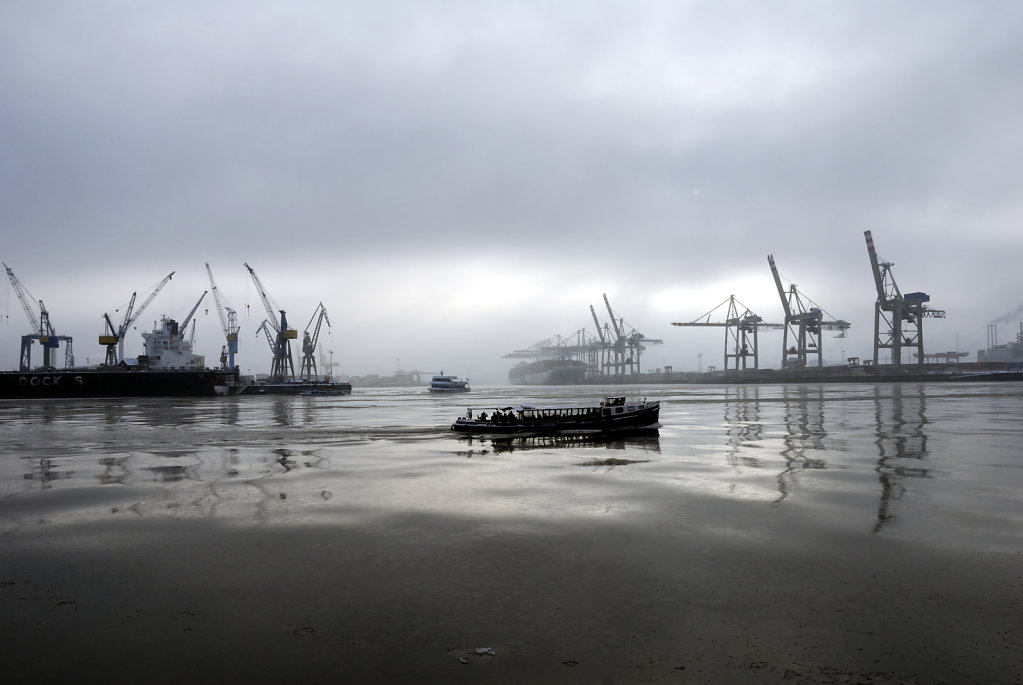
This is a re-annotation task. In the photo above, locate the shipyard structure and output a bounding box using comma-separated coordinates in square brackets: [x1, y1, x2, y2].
[2, 263, 350, 398]
[504, 294, 662, 385]
[505, 231, 1021, 385]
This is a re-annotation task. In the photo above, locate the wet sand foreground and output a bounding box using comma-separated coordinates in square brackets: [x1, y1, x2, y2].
[4, 498, 1021, 684]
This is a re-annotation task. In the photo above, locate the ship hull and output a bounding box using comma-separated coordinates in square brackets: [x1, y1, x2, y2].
[509, 359, 588, 385]
[0, 369, 238, 398]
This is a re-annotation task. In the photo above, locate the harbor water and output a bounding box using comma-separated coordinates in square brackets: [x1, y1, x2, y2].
[2, 384, 1021, 683]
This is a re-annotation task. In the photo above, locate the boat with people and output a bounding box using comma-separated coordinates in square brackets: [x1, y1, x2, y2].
[429, 373, 470, 392]
[450, 396, 660, 435]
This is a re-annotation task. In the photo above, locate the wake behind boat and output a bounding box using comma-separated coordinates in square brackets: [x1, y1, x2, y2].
[450, 396, 660, 435]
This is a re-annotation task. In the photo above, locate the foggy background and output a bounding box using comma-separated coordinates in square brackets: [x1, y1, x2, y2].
[3, 1, 1022, 384]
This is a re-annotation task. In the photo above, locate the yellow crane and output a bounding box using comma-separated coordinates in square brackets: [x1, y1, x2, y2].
[99, 272, 174, 366]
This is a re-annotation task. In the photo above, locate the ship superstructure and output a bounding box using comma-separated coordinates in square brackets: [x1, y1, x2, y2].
[141, 316, 206, 370]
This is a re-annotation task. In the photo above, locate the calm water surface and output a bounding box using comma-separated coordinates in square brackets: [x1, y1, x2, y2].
[2, 383, 1020, 551]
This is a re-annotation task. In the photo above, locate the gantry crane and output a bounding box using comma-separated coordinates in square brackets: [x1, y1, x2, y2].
[864, 231, 945, 367]
[591, 294, 662, 376]
[503, 329, 598, 375]
[768, 255, 850, 369]
[300, 302, 331, 381]
[99, 271, 175, 366]
[4, 262, 74, 370]
[672, 295, 782, 372]
[205, 263, 239, 370]
[244, 263, 297, 381]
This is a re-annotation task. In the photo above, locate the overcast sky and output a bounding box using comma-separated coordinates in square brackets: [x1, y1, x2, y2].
[2, 1, 1022, 383]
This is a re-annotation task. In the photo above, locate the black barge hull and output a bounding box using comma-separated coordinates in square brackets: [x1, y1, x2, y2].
[0, 369, 238, 398]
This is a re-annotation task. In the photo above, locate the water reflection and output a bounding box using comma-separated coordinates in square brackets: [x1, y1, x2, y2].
[723, 386, 764, 468]
[97, 456, 129, 485]
[273, 398, 294, 426]
[776, 385, 828, 503]
[22, 457, 68, 489]
[873, 385, 930, 533]
[457, 431, 660, 456]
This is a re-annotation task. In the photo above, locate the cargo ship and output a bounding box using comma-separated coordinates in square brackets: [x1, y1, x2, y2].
[509, 358, 588, 385]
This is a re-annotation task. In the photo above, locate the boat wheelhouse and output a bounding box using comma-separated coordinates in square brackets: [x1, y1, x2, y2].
[450, 396, 659, 434]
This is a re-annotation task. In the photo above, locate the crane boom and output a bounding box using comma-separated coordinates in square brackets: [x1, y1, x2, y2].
[100, 271, 174, 365]
[767, 254, 792, 318]
[4, 262, 40, 332]
[244, 262, 280, 334]
[123, 272, 175, 335]
[864, 230, 896, 303]
[603, 293, 623, 340]
[589, 305, 606, 343]
[180, 291, 207, 331]
[206, 263, 239, 369]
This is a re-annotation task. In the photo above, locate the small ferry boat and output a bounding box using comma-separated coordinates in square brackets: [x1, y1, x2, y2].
[450, 396, 659, 434]
[429, 373, 470, 392]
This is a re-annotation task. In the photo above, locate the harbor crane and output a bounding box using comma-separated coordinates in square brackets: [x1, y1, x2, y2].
[672, 295, 781, 372]
[205, 263, 239, 370]
[864, 230, 945, 367]
[591, 294, 662, 376]
[4, 262, 74, 371]
[504, 295, 660, 378]
[99, 271, 175, 366]
[300, 302, 331, 381]
[503, 329, 599, 374]
[244, 263, 297, 381]
[768, 255, 850, 369]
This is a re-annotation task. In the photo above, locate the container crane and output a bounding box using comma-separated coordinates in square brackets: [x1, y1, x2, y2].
[3, 262, 74, 370]
[592, 294, 662, 376]
[205, 263, 239, 370]
[99, 271, 174, 366]
[502, 329, 599, 376]
[300, 302, 331, 381]
[864, 231, 945, 367]
[768, 255, 850, 369]
[244, 263, 296, 381]
[672, 295, 782, 372]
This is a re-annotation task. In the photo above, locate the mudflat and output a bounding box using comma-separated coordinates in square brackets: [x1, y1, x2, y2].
[4, 504, 1020, 684]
